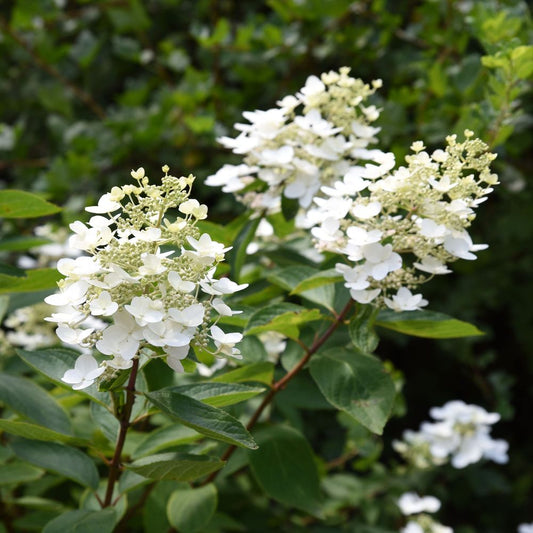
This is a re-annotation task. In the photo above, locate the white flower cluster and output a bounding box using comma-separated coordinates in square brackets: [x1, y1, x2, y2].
[207, 68, 498, 311]
[2, 225, 81, 353]
[45, 166, 246, 390]
[310, 132, 498, 310]
[398, 493, 452, 533]
[206, 67, 385, 213]
[394, 400, 509, 469]
[519, 524, 533, 533]
[18, 223, 81, 270]
[1, 303, 57, 351]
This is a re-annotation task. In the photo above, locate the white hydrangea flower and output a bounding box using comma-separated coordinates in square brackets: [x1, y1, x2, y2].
[398, 493, 453, 533]
[61, 354, 105, 390]
[210, 325, 243, 359]
[207, 67, 385, 220]
[208, 67, 497, 312]
[384, 287, 428, 312]
[397, 493, 441, 515]
[395, 400, 508, 469]
[518, 524, 533, 533]
[313, 131, 496, 310]
[46, 166, 246, 389]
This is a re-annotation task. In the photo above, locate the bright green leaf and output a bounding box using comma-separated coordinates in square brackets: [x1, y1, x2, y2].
[167, 484, 218, 533]
[309, 348, 396, 435]
[245, 303, 323, 340]
[511, 45, 533, 79]
[11, 439, 99, 489]
[127, 452, 224, 482]
[290, 268, 343, 294]
[0, 236, 49, 251]
[0, 268, 62, 293]
[145, 390, 258, 449]
[0, 190, 61, 218]
[168, 382, 265, 408]
[211, 361, 274, 385]
[248, 425, 322, 514]
[376, 310, 484, 338]
[268, 266, 336, 310]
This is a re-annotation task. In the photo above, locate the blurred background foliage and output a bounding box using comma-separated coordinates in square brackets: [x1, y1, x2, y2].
[0, 0, 532, 531]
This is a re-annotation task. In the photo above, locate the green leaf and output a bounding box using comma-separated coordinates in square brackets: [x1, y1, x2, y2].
[511, 45, 533, 79]
[0, 236, 50, 252]
[133, 425, 202, 458]
[268, 266, 336, 311]
[281, 194, 299, 221]
[0, 373, 71, 434]
[145, 390, 258, 449]
[0, 463, 43, 485]
[309, 348, 396, 435]
[290, 268, 343, 294]
[43, 509, 117, 533]
[11, 439, 99, 489]
[211, 361, 274, 385]
[248, 425, 322, 514]
[167, 484, 218, 533]
[142, 481, 175, 531]
[0, 420, 87, 446]
[196, 213, 249, 247]
[245, 303, 323, 340]
[0, 268, 62, 293]
[168, 382, 266, 408]
[229, 216, 261, 283]
[90, 402, 119, 443]
[376, 310, 484, 338]
[0, 190, 61, 218]
[118, 470, 150, 494]
[349, 306, 380, 354]
[0, 295, 8, 321]
[97, 368, 130, 392]
[0, 262, 26, 278]
[16, 348, 108, 406]
[127, 452, 224, 482]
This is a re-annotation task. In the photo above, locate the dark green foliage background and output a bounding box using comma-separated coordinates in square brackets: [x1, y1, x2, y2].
[1, 0, 532, 531]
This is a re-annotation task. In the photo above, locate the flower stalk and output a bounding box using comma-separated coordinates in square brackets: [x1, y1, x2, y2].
[103, 357, 139, 508]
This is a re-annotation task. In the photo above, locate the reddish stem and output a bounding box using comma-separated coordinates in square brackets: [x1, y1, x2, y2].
[103, 358, 139, 507]
[203, 300, 354, 484]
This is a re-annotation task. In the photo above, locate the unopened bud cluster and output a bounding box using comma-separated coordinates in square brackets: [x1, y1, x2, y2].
[45, 167, 246, 390]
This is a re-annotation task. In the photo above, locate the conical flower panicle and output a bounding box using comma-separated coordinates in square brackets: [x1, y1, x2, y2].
[46, 166, 246, 390]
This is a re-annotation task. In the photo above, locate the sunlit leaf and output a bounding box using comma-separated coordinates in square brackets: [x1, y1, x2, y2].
[309, 348, 395, 434]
